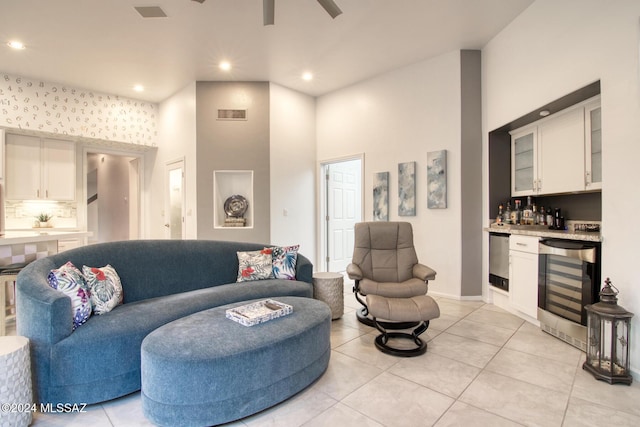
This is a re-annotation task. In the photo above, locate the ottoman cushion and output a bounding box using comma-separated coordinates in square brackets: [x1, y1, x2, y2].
[367, 294, 440, 323]
[141, 296, 331, 427]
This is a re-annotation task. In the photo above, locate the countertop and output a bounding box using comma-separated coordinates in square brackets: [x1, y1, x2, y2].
[0, 230, 92, 245]
[485, 223, 601, 242]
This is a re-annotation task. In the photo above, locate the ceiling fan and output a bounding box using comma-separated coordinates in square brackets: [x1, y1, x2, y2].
[191, 0, 343, 25]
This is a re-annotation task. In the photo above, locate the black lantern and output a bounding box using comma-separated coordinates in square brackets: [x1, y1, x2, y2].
[583, 278, 634, 385]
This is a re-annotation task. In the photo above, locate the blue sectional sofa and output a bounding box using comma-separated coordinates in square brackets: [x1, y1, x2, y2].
[16, 240, 313, 405]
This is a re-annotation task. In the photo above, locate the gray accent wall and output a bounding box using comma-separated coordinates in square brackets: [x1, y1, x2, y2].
[195, 82, 271, 243]
[460, 50, 483, 297]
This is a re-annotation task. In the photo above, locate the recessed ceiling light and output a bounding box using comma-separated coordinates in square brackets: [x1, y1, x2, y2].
[7, 40, 25, 50]
[133, 85, 144, 92]
[302, 72, 313, 81]
[539, 110, 550, 117]
[219, 61, 232, 71]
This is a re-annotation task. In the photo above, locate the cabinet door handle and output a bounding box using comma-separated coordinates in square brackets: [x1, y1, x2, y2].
[46, 189, 48, 198]
[516, 242, 527, 247]
[36, 189, 40, 198]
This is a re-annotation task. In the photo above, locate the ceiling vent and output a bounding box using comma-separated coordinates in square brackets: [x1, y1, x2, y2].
[134, 6, 168, 18]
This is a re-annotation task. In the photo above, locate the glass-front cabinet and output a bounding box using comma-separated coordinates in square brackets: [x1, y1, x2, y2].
[585, 98, 602, 190]
[511, 127, 537, 196]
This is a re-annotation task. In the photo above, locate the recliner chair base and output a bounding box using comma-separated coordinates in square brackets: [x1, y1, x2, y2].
[373, 319, 429, 357]
[356, 307, 419, 330]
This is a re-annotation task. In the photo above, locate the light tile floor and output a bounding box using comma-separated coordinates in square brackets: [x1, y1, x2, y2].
[6, 283, 640, 427]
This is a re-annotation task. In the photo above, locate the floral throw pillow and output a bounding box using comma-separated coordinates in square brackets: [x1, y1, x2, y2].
[47, 261, 92, 330]
[236, 250, 274, 282]
[267, 244, 299, 280]
[82, 264, 124, 315]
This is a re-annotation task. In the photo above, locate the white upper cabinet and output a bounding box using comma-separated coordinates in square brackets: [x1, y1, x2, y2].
[537, 106, 585, 194]
[42, 138, 76, 201]
[5, 134, 76, 201]
[510, 96, 600, 196]
[511, 126, 537, 196]
[584, 97, 602, 190]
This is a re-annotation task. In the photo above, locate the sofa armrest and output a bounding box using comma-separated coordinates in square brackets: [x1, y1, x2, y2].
[346, 263, 363, 281]
[295, 254, 314, 285]
[16, 260, 74, 347]
[413, 263, 437, 282]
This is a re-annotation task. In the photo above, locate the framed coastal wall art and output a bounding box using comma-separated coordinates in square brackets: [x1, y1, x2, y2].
[398, 161, 416, 216]
[373, 171, 389, 221]
[427, 150, 447, 209]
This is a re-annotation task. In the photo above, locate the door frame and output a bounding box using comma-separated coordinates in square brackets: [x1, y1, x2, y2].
[164, 157, 186, 239]
[81, 146, 146, 240]
[317, 153, 365, 272]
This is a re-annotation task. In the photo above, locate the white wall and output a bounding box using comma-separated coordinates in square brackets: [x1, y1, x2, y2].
[269, 83, 317, 264]
[152, 83, 197, 238]
[483, 0, 640, 374]
[316, 51, 463, 297]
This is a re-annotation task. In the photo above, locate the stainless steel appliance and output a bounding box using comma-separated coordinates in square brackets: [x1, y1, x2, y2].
[538, 238, 601, 351]
[489, 233, 509, 291]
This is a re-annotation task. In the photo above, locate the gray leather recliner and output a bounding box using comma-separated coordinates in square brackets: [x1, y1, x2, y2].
[347, 221, 436, 326]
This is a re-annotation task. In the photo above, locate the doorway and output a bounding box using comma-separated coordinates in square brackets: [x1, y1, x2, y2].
[86, 152, 141, 244]
[164, 158, 185, 239]
[320, 156, 363, 273]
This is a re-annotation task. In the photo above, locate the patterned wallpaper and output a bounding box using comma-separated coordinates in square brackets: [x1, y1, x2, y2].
[0, 73, 158, 146]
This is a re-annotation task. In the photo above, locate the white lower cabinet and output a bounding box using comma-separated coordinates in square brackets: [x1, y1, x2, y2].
[58, 239, 80, 253]
[509, 235, 539, 319]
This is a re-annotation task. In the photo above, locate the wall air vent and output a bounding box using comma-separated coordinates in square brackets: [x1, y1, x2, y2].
[134, 6, 168, 18]
[217, 109, 248, 121]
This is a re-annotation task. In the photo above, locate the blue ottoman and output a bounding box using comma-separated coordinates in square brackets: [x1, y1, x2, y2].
[141, 296, 331, 427]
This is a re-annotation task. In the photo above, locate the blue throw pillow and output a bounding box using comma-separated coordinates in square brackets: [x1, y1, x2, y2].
[268, 244, 299, 280]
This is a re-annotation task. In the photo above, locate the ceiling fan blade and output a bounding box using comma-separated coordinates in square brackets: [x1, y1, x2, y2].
[263, 0, 275, 25]
[317, 0, 342, 19]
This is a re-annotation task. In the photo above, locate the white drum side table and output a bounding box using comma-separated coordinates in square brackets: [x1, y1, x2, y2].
[312, 272, 344, 320]
[0, 336, 32, 427]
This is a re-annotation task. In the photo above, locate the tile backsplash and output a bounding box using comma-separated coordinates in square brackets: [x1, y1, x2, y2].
[4, 200, 77, 229]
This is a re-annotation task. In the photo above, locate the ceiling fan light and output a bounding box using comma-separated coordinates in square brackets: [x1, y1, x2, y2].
[317, 0, 342, 19]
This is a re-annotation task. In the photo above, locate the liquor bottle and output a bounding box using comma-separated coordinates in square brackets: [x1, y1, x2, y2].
[546, 207, 553, 227]
[504, 202, 512, 224]
[495, 204, 504, 225]
[513, 199, 522, 225]
[523, 196, 533, 225]
[538, 206, 545, 225]
[532, 202, 538, 225]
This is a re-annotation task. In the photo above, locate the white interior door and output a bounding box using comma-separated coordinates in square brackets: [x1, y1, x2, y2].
[326, 159, 362, 273]
[165, 159, 185, 239]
